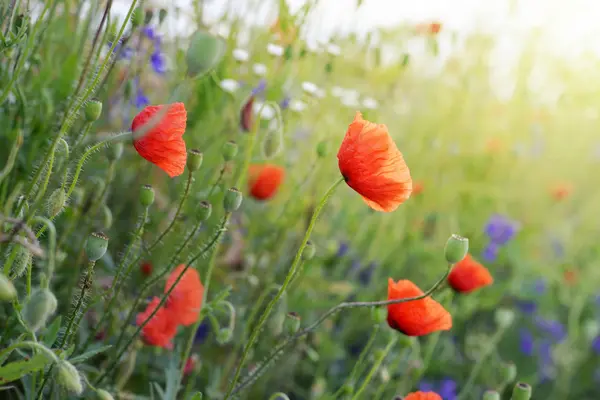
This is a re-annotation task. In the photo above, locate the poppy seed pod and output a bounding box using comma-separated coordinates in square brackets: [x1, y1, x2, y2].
[302, 241, 316, 261]
[0, 273, 17, 301]
[284, 312, 301, 335]
[85, 232, 109, 261]
[140, 185, 155, 207]
[12, 244, 32, 278]
[56, 361, 83, 395]
[198, 201, 212, 221]
[224, 188, 243, 212]
[511, 382, 532, 400]
[22, 288, 58, 332]
[186, 30, 226, 77]
[222, 141, 238, 161]
[47, 188, 66, 218]
[187, 149, 203, 172]
[483, 391, 500, 400]
[84, 100, 103, 122]
[96, 389, 115, 400]
[107, 142, 124, 161]
[495, 308, 515, 329]
[444, 234, 469, 264]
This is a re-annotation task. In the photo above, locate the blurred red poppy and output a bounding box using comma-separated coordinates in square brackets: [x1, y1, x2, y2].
[165, 265, 204, 326]
[248, 164, 285, 200]
[136, 297, 178, 348]
[405, 391, 443, 400]
[448, 254, 493, 293]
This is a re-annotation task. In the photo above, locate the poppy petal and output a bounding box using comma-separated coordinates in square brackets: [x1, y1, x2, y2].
[448, 254, 493, 293]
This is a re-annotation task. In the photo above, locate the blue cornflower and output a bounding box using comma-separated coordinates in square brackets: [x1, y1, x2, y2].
[251, 79, 267, 96]
[348, 259, 361, 276]
[516, 300, 537, 315]
[134, 89, 149, 109]
[484, 214, 518, 245]
[481, 242, 499, 262]
[150, 51, 166, 74]
[418, 380, 435, 393]
[519, 329, 535, 356]
[438, 378, 458, 400]
[533, 279, 546, 294]
[280, 96, 291, 110]
[534, 317, 566, 342]
[358, 262, 377, 286]
[142, 26, 157, 40]
[194, 321, 211, 344]
[592, 336, 600, 354]
[336, 242, 349, 258]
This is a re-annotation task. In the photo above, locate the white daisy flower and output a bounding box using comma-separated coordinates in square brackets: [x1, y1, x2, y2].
[362, 97, 378, 110]
[253, 101, 276, 120]
[219, 79, 240, 93]
[315, 88, 326, 99]
[301, 81, 319, 96]
[252, 63, 267, 76]
[267, 43, 284, 57]
[289, 100, 307, 112]
[331, 86, 345, 98]
[326, 43, 341, 56]
[232, 48, 249, 63]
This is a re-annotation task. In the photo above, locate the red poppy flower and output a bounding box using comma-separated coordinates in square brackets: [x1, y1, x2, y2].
[248, 164, 285, 200]
[387, 279, 452, 336]
[551, 183, 571, 201]
[241, 96, 255, 132]
[405, 391, 443, 400]
[136, 297, 178, 348]
[338, 112, 412, 212]
[165, 265, 204, 326]
[132, 103, 187, 178]
[141, 261, 153, 277]
[448, 254, 493, 293]
[412, 182, 424, 196]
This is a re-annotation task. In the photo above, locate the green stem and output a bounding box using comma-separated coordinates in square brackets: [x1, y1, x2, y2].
[351, 336, 397, 400]
[31, 217, 55, 289]
[63, 260, 96, 348]
[223, 177, 344, 399]
[0, 130, 23, 186]
[0, 341, 59, 364]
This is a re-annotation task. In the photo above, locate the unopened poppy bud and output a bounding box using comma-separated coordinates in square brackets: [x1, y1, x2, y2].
[85, 100, 103, 122]
[0, 273, 17, 301]
[444, 234, 469, 264]
[47, 188, 66, 218]
[102, 205, 113, 229]
[107, 142, 123, 161]
[284, 312, 301, 335]
[158, 9, 168, 25]
[302, 241, 316, 261]
[495, 308, 515, 329]
[96, 389, 115, 400]
[262, 127, 284, 159]
[57, 360, 83, 395]
[371, 307, 386, 324]
[144, 9, 154, 25]
[222, 140, 238, 161]
[216, 328, 233, 344]
[186, 30, 226, 77]
[341, 383, 354, 395]
[511, 382, 532, 400]
[12, 244, 32, 278]
[501, 362, 517, 383]
[187, 149, 203, 172]
[198, 201, 212, 221]
[316, 140, 329, 158]
[85, 232, 109, 261]
[224, 188, 243, 212]
[140, 184, 155, 207]
[483, 391, 501, 400]
[23, 288, 57, 332]
[131, 7, 143, 28]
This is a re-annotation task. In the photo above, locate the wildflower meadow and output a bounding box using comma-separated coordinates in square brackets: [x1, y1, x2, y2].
[1, 0, 599, 399]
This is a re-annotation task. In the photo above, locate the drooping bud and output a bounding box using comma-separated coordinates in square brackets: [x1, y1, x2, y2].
[483, 391, 501, 400]
[107, 142, 123, 161]
[198, 201, 212, 221]
[222, 141, 238, 161]
[85, 232, 109, 261]
[187, 149, 203, 172]
[101, 205, 113, 230]
[47, 188, 66, 218]
[316, 140, 329, 158]
[140, 184, 155, 207]
[84, 100, 103, 122]
[511, 382, 532, 400]
[444, 234, 469, 264]
[216, 328, 233, 344]
[186, 30, 226, 77]
[224, 188, 243, 212]
[11, 244, 32, 278]
[131, 7, 143, 28]
[371, 307, 386, 324]
[56, 361, 83, 395]
[495, 308, 515, 329]
[96, 389, 115, 400]
[302, 241, 316, 261]
[501, 362, 517, 383]
[240, 96, 255, 132]
[261, 121, 284, 159]
[0, 273, 17, 301]
[158, 9, 168, 25]
[284, 312, 301, 335]
[22, 288, 58, 332]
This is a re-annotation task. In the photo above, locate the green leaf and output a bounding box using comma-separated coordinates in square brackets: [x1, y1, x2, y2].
[68, 345, 112, 365]
[190, 392, 203, 400]
[152, 382, 166, 400]
[42, 316, 62, 348]
[0, 354, 52, 384]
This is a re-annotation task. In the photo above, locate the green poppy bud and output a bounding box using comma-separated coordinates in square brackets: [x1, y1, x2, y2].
[85, 232, 109, 261]
[57, 361, 83, 395]
[222, 140, 238, 161]
[102, 205, 113, 230]
[0, 273, 17, 301]
[71, 187, 85, 208]
[501, 362, 517, 383]
[131, 7, 143, 28]
[47, 188, 66, 218]
[107, 142, 123, 161]
[186, 30, 226, 77]
[444, 234, 469, 264]
[97, 389, 115, 400]
[511, 382, 532, 400]
[11, 244, 32, 278]
[371, 307, 386, 324]
[216, 328, 233, 344]
[261, 125, 284, 159]
[140, 184, 155, 207]
[302, 241, 316, 261]
[198, 201, 212, 221]
[84, 100, 103, 122]
[284, 312, 301, 335]
[483, 391, 500, 400]
[224, 188, 243, 212]
[23, 288, 58, 332]
[316, 140, 329, 158]
[187, 149, 203, 172]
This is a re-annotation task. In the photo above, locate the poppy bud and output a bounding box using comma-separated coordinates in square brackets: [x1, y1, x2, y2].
[186, 30, 226, 77]
[444, 234, 469, 264]
[12, 244, 32, 278]
[71, 187, 85, 208]
[144, 9, 154, 25]
[107, 142, 123, 161]
[501, 362, 517, 383]
[0, 273, 17, 301]
[511, 382, 532, 400]
[198, 201, 212, 221]
[158, 9, 168, 25]
[101, 205, 113, 230]
[97, 389, 115, 400]
[85, 232, 109, 261]
[316, 140, 329, 158]
[483, 391, 501, 400]
[187, 149, 203, 172]
[47, 188, 66, 218]
[23, 288, 57, 332]
[224, 188, 243, 212]
[222, 140, 238, 161]
[240, 96, 255, 132]
[284, 312, 301, 335]
[261, 123, 284, 159]
[124, 80, 133, 99]
[57, 360, 83, 395]
[302, 241, 316, 261]
[131, 7, 143, 28]
[494, 308, 515, 329]
[85, 100, 103, 122]
[371, 307, 386, 324]
[216, 328, 233, 344]
[140, 184, 155, 207]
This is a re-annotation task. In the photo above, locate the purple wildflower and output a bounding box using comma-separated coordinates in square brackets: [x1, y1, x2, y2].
[484, 214, 518, 245]
[358, 262, 377, 286]
[194, 320, 211, 344]
[516, 300, 537, 315]
[438, 378, 458, 400]
[538, 340, 554, 381]
[534, 317, 566, 342]
[533, 279, 546, 294]
[150, 51, 166, 74]
[280, 96, 291, 110]
[142, 26, 157, 40]
[418, 380, 435, 393]
[336, 242, 349, 258]
[593, 336, 600, 354]
[519, 329, 534, 356]
[251, 79, 267, 96]
[481, 242, 499, 262]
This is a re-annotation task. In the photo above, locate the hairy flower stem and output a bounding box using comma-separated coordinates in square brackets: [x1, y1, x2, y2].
[351, 336, 398, 400]
[223, 177, 344, 399]
[231, 263, 454, 396]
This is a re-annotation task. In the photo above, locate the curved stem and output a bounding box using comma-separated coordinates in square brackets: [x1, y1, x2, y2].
[0, 341, 59, 364]
[223, 177, 344, 399]
[31, 217, 56, 289]
[0, 129, 23, 186]
[351, 336, 397, 400]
